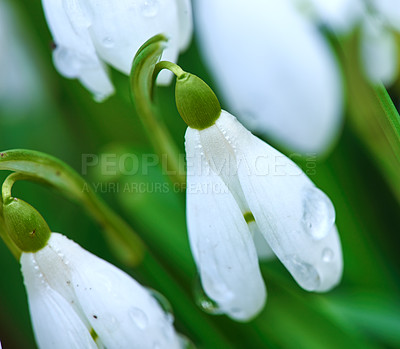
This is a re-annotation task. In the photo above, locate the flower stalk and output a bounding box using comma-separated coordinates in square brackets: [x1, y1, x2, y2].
[0, 149, 145, 266]
[130, 35, 186, 188]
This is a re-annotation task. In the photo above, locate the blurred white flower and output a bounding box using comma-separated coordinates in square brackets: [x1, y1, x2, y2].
[194, 0, 343, 154]
[292, 0, 364, 34]
[21, 233, 183, 349]
[185, 110, 343, 321]
[41, 0, 193, 101]
[296, 0, 400, 85]
[359, 0, 400, 85]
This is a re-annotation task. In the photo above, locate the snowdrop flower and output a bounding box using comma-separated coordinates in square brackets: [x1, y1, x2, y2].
[41, 0, 192, 100]
[21, 233, 183, 349]
[194, 0, 343, 154]
[172, 71, 343, 321]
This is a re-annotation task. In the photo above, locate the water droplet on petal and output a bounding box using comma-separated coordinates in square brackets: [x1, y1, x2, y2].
[193, 275, 224, 315]
[239, 110, 260, 130]
[197, 296, 222, 315]
[101, 36, 114, 48]
[53, 47, 83, 78]
[141, 0, 159, 17]
[302, 187, 335, 240]
[161, 319, 174, 340]
[213, 283, 234, 302]
[103, 315, 119, 332]
[129, 307, 148, 330]
[285, 255, 321, 291]
[93, 93, 108, 103]
[229, 307, 246, 319]
[147, 288, 174, 319]
[178, 334, 197, 349]
[165, 312, 174, 324]
[93, 270, 118, 294]
[322, 248, 334, 262]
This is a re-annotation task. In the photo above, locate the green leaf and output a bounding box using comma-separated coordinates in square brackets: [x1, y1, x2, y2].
[318, 290, 400, 348]
[339, 34, 400, 204]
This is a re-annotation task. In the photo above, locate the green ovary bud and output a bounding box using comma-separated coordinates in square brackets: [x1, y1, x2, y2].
[175, 73, 221, 130]
[3, 197, 51, 252]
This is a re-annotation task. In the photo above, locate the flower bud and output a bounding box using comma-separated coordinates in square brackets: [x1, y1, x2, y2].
[3, 198, 51, 252]
[175, 73, 221, 130]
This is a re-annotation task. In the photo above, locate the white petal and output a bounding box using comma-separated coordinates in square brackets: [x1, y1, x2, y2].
[215, 111, 343, 292]
[21, 253, 97, 349]
[195, 115, 275, 261]
[42, 0, 114, 99]
[176, 0, 193, 51]
[84, 0, 188, 83]
[78, 59, 115, 101]
[185, 127, 266, 321]
[47, 233, 181, 349]
[361, 17, 399, 86]
[194, 0, 343, 153]
[52, 45, 114, 100]
[41, 0, 94, 53]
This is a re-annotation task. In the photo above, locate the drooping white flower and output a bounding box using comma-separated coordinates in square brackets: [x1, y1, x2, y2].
[21, 233, 182, 349]
[194, 0, 343, 154]
[41, 0, 193, 101]
[185, 110, 343, 321]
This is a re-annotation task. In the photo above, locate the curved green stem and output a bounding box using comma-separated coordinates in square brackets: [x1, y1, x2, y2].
[0, 173, 27, 260]
[1, 172, 31, 203]
[153, 61, 186, 81]
[151, 61, 186, 102]
[0, 149, 145, 266]
[130, 35, 186, 188]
